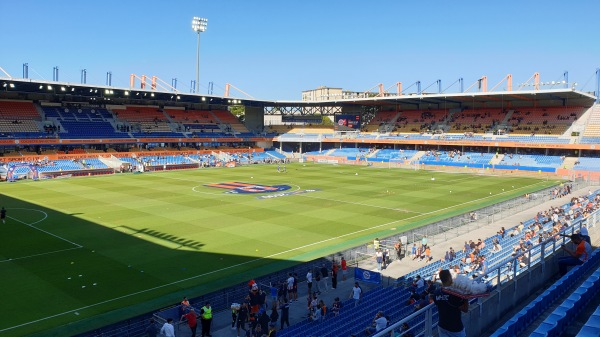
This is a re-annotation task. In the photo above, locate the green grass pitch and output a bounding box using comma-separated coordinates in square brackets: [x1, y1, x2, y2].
[0, 163, 559, 336]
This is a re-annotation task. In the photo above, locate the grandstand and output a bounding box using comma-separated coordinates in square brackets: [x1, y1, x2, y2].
[1, 77, 600, 337]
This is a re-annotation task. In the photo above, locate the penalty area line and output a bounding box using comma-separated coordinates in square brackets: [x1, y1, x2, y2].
[0, 246, 82, 263]
[7, 209, 83, 248]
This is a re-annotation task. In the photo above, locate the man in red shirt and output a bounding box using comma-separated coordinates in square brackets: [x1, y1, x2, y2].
[341, 257, 348, 281]
[181, 308, 199, 337]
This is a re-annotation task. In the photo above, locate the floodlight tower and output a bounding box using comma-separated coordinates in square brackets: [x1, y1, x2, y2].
[192, 16, 208, 94]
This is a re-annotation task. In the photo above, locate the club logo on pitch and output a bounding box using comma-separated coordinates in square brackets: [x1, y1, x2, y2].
[205, 182, 291, 194]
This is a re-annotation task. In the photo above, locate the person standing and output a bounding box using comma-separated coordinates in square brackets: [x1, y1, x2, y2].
[433, 270, 468, 337]
[306, 269, 313, 295]
[341, 257, 348, 281]
[160, 318, 175, 337]
[1, 207, 6, 224]
[320, 264, 329, 291]
[350, 282, 362, 307]
[395, 240, 402, 260]
[237, 302, 249, 337]
[331, 262, 338, 289]
[292, 273, 299, 302]
[181, 308, 199, 337]
[314, 267, 321, 294]
[375, 249, 383, 271]
[279, 298, 290, 330]
[200, 302, 213, 337]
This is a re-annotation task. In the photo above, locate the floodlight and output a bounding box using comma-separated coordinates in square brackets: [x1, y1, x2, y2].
[192, 17, 208, 32]
[61, 87, 66, 91]
[47, 85, 53, 90]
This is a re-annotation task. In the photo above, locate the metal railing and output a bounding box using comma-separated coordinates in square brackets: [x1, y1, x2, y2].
[373, 206, 599, 337]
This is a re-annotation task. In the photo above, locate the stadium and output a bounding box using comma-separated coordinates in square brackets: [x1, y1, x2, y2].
[2, 3, 600, 337]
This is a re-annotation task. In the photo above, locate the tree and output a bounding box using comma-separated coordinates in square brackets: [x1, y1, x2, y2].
[229, 105, 245, 122]
[321, 115, 334, 126]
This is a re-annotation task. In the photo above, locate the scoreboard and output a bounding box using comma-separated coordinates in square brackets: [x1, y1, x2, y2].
[334, 114, 361, 130]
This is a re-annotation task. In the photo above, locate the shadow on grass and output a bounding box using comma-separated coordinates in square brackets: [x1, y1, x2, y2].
[0, 194, 307, 337]
[121, 226, 206, 250]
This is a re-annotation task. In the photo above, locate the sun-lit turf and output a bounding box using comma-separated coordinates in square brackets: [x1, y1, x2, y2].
[0, 163, 560, 336]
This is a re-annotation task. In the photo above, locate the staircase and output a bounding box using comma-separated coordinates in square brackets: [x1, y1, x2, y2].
[410, 151, 427, 162]
[367, 149, 380, 158]
[581, 104, 600, 138]
[561, 157, 579, 170]
[489, 154, 505, 165]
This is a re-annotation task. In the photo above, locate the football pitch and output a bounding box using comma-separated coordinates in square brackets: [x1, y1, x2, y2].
[0, 163, 560, 336]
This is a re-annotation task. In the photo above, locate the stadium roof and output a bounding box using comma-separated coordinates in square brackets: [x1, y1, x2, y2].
[0, 77, 597, 113]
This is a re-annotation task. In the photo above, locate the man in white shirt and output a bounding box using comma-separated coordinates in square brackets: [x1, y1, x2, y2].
[160, 318, 175, 337]
[350, 282, 362, 307]
[286, 273, 294, 301]
[365, 311, 388, 335]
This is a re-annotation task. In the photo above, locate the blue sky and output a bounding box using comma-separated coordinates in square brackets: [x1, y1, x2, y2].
[1, 0, 598, 100]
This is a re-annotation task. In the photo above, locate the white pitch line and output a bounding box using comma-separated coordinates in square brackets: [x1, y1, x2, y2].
[0, 247, 82, 263]
[299, 194, 423, 214]
[7, 208, 82, 248]
[0, 180, 549, 333]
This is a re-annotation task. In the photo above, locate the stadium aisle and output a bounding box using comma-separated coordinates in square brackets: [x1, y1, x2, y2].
[202, 271, 377, 337]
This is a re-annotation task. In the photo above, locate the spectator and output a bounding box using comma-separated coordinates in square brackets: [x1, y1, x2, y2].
[306, 269, 313, 294]
[399, 322, 414, 337]
[180, 308, 199, 337]
[376, 249, 383, 271]
[279, 298, 290, 330]
[331, 297, 342, 317]
[320, 264, 329, 291]
[365, 311, 388, 336]
[237, 302, 250, 336]
[331, 262, 338, 289]
[558, 234, 592, 275]
[159, 318, 175, 337]
[433, 270, 469, 337]
[350, 282, 362, 307]
[413, 275, 424, 289]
